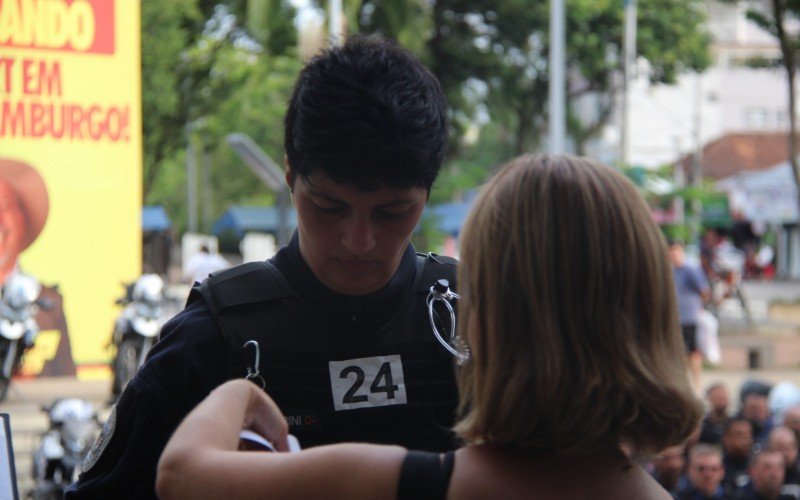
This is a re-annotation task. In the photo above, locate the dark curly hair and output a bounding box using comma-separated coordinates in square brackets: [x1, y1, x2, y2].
[284, 35, 448, 191]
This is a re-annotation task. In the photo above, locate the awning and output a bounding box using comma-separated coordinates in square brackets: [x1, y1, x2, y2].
[142, 205, 172, 232]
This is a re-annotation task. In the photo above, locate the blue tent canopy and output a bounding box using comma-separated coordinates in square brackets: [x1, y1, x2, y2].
[423, 201, 473, 236]
[422, 190, 478, 236]
[214, 194, 477, 241]
[212, 206, 298, 239]
[142, 205, 172, 232]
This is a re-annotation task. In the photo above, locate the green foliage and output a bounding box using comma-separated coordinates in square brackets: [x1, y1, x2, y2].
[412, 215, 447, 256]
[200, 52, 302, 219]
[142, 0, 300, 233]
[422, 0, 711, 197]
[620, 163, 725, 244]
[359, 0, 433, 55]
[635, 0, 711, 84]
[141, 0, 203, 201]
[661, 223, 691, 243]
[142, 0, 712, 238]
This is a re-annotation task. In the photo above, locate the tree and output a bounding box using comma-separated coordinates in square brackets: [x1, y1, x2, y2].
[142, 0, 300, 232]
[140, 0, 203, 202]
[428, 0, 712, 159]
[309, 0, 433, 54]
[734, 0, 800, 217]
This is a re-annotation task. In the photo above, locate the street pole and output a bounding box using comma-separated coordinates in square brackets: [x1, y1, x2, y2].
[329, 0, 343, 46]
[691, 73, 704, 245]
[201, 148, 212, 232]
[186, 129, 198, 233]
[620, 0, 638, 165]
[549, 0, 566, 154]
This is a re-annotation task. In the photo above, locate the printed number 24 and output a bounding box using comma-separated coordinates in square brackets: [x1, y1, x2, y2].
[339, 361, 399, 404]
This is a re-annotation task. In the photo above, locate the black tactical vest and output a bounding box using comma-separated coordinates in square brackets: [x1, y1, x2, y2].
[194, 253, 460, 452]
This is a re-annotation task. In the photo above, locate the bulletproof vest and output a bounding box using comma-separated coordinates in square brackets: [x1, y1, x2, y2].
[194, 253, 460, 452]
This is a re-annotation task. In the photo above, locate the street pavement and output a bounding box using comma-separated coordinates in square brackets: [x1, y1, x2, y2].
[6, 368, 800, 495]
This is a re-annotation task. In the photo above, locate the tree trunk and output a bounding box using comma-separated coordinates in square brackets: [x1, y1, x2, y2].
[773, 0, 800, 218]
[514, 104, 532, 155]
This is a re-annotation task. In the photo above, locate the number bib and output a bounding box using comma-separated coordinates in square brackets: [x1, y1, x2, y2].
[329, 355, 407, 411]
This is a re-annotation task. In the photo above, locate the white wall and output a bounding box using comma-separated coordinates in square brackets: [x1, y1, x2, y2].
[589, 0, 794, 169]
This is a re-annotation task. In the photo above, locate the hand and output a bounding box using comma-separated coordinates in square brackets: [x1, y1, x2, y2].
[214, 380, 290, 452]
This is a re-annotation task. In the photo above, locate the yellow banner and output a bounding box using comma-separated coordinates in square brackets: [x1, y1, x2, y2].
[1, 0, 142, 379]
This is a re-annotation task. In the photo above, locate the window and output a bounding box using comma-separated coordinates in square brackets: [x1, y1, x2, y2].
[744, 107, 769, 129]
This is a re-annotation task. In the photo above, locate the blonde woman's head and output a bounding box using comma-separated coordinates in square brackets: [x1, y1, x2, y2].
[455, 154, 701, 455]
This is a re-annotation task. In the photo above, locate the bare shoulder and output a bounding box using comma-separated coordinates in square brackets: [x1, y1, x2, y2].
[447, 446, 671, 500]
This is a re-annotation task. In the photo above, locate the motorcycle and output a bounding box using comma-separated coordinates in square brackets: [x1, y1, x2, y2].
[109, 274, 170, 399]
[0, 273, 49, 401]
[30, 398, 99, 500]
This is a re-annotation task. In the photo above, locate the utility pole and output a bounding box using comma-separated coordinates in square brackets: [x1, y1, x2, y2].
[549, 0, 566, 154]
[329, 0, 343, 46]
[690, 73, 704, 244]
[620, 0, 638, 165]
[201, 149, 213, 232]
[186, 127, 198, 233]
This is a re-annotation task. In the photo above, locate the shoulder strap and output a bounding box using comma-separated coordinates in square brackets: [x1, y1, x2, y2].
[187, 261, 295, 380]
[204, 261, 294, 310]
[413, 252, 459, 293]
[396, 450, 456, 500]
[190, 261, 294, 337]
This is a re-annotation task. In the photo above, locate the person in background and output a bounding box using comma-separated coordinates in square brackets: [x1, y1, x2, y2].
[674, 444, 730, 500]
[155, 154, 703, 500]
[668, 240, 712, 392]
[783, 407, 800, 444]
[700, 383, 732, 446]
[183, 244, 231, 285]
[767, 427, 800, 496]
[739, 392, 775, 446]
[650, 445, 687, 494]
[700, 228, 721, 284]
[737, 450, 792, 500]
[723, 418, 756, 491]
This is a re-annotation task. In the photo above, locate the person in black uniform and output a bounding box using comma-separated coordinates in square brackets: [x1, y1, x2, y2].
[67, 35, 457, 499]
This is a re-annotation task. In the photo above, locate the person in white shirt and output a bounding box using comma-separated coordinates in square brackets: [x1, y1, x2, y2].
[184, 245, 230, 284]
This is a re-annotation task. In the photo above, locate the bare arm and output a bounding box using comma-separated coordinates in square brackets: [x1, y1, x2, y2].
[156, 379, 406, 500]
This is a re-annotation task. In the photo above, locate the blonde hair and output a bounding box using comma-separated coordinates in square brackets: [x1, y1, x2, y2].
[455, 154, 702, 455]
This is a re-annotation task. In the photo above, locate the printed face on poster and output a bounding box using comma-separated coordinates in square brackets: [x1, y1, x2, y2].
[0, 0, 142, 377]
